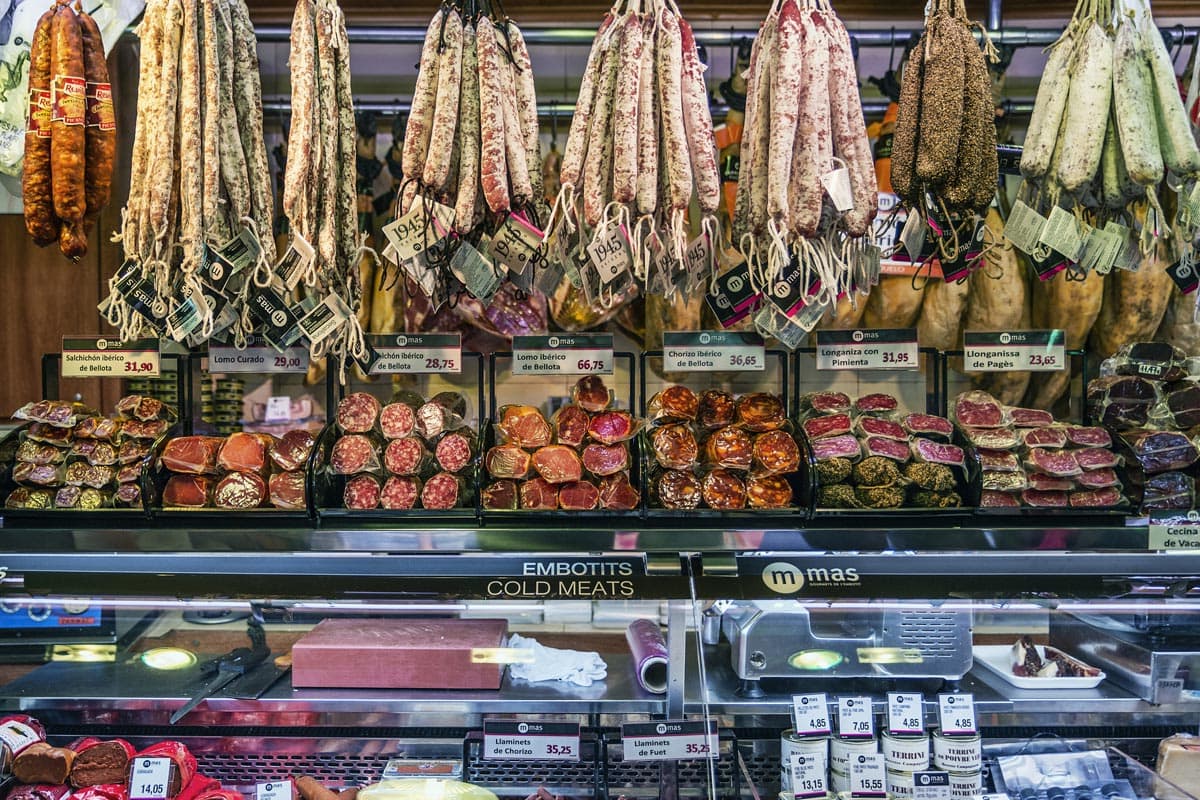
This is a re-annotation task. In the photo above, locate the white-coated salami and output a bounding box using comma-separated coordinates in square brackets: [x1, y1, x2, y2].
[822, 11, 877, 237]
[507, 23, 543, 205]
[560, 12, 615, 189]
[422, 9, 463, 192]
[656, 11, 692, 214]
[635, 15, 659, 217]
[584, 15, 624, 225]
[766, 1, 803, 222]
[476, 17, 510, 213]
[611, 14, 644, 205]
[453, 24, 481, 232]
[679, 19, 720, 216]
[735, 9, 777, 241]
[498, 29, 533, 203]
[790, 11, 834, 238]
[402, 10, 444, 192]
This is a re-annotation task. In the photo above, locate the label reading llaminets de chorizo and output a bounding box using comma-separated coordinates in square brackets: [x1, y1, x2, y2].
[86, 82, 115, 130]
[28, 90, 53, 138]
[52, 75, 87, 126]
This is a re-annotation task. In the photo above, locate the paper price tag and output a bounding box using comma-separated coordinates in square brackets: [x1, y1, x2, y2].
[1039, 205, 1086, 262]
[815, 328, 919, 371]
[368, 333, 462, 375]
[265, 396, 292, 424]
[587, 226, 633, 285]
[1148, 512, 1200, 550]
[275, 233, 316, 291]
[483, 721, 580, 762]
[963, 329, 1066, 372]
[62, 337, 160, 378]
[937, 694, 976, 735]
[838, 696, 875, 738]
[791, 753, 829, 799]
[382, 197, 454, 263]
[209, 343, 308, 374]
[256, 781, 293, 800]
[621, 720, 718, 762]
[887, 692, 925, 735]
[512, 333, 613, 375]
[1003, 200, 1048, 256]
[129, 757, 173, 800]
[912, 771, 952, 800]
[662, 331, 765, 372]
[850, 753, 887, 798]
[792, 693, 832, 736]
[705, 261, 761, 328]
[488, 213, 547, 278]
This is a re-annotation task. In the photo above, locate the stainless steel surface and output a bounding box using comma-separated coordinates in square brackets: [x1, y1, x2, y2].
[668, 600, 688, 718]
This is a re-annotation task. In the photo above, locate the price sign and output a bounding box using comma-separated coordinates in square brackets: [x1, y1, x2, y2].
[850, 753, 888, 798]
[963, 330, 1066, 373]
[913, 771, 952, 800]
[483, 721, 581, 762]
[129, 757, 173, 800]
[621, 720, 718, 762]
[790, 753, 829, 799]
[512, 333, 614, 375]
[1149, 512, 1200, 550]
[209, 342, 309, 374]
[792, 693, 832, 736]
[815, 329, 919, 371]
[62, 337, 161, 378]
[838, 696, 875, 739]
[256, 782, 293, 800]
[662, 331, 765, 372]
[887, 692, 925, 735]
[367, 333, 462, 375]
[937, 694, 976, 736]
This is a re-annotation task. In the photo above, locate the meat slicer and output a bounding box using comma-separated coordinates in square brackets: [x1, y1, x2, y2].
[717, 600, 973, 695]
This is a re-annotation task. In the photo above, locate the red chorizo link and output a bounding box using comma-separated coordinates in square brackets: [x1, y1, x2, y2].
[23, 8, 57, 247]
[52, 3, 88, 259]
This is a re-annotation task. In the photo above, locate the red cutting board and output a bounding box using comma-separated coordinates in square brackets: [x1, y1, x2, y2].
[292, 618, 508, 690]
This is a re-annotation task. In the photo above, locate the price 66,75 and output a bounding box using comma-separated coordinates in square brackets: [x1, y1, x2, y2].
[577, 359, 606, 372]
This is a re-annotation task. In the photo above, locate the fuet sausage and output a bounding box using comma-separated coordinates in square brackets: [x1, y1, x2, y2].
[23, 8, 57, 247]
[284, 0, 317, 238]
[790, 10, 833, 239]
[123, 0, 165, 260]
[822, 11, 878, 237]
[421, 8, 462, 192]
[477, 16, 510, 213]
[656, 10, 692, 215]
[454, 24, 481, 232]
[732, 8, 777, 245]
[177, 0, 203, 265]
[51, 3, 88, 259]
[498, 25, 533, 203]
[230, 0, 277, 264]
[766, 0, 803, 223]
[79, 7, 114, 223]
[611, 13, 643, 206]
[679, 18, 720, 216]
[507, 23, 543, 205]
[560, 12, 614, 190]
[401, 10, 443, 192]
[583, 14, 622, 226]
[215, 0, 250, 223]
[635, 14, 658, 217]
[200, 0, 224, 239]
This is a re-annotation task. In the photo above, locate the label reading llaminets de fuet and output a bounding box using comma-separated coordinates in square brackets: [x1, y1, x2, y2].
[621, 720, 718, 762]
[512, 333, 614, 375]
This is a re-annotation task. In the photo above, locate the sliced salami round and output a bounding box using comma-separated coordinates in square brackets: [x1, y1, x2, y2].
[344, 474, 381, 509]
[384, 437, 428, 476]
[331, 435, 378, 475]
[380, 402, 417, 439]
[421, 472, 461, 509]
[381, 475, 421, 510]
[337, 392, 382, 433]
[435, 432, 474, 473]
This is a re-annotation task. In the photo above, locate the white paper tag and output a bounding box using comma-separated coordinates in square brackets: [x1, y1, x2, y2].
[256, 781, 293, 800]
[265, 396, 292, 423]
[483, 721, 580, 762]
[1039, 205, 1086, 261]
[129, 758, 173, 800]
[887, 692, 925, 735]
[962, 329, 1066, 372]
[850, 753, 888, 798]
[276, 233, 316, 291]
[621, 720, 718, 762]
[791, 752, 830, 799]
[1004, 200, 1048, 255]
[792, 693, 832, 736]
[382, 196, 454, 263]
[821, 159, 855, 213]
[662, 330, 765, 372]
[488, 213, 547, 277]
[838, 696, 875, 739]
[901, 212, 926, 261]
[587, 226, 633, 285]
[512, 333, 614, 375]
[62, 336, 161, 378]
[209, 344, 308, 373]
[815, 328, 919, 370]
[912, 771, 952, 800]
[937, 694, 976, 735]
[368, 333, 463, 375]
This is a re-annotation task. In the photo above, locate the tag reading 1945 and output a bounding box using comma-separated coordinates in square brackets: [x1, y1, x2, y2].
[62, 337, 161, 378]
[662, 331, 765, 372]
[129, 758, 172, 800]
[512, 333, 614, 375]
[368, 333, 462, 375]
[815, 329, 919, 371]
[962, 330, 1065, 372]
[621, 720, 718, 762]
[483, 721, 580, 762]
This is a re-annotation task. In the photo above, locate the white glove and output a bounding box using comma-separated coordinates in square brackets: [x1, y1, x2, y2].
[508, 633, 608, 687]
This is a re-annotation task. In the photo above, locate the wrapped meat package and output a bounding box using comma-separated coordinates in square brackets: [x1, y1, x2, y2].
[498, 406, 552, 449]
[485, 445, 531, 479]
[701, 469, 747, 510]
[978, 449, 1021, 472]
[801, 391, 852, 415]
[573, 376, 612, 413]
[1009, 408, 1055, 428]
[13, 401, 96, 428]
[812, 434, 862, 462]
[954, 390, 1005, 428]
[217, 432, 274, 474]
[1087, 375, 1158, 428]
[1027, 473, 1074, 491]
[599, 472, 640, 510]
[982, 470, 1028, 492]
[1122, 430, 1199, 474]
[416, 393, 469, 440]
[213, 472, 267, 509]
[802, 413, 852, 440]
[1107, 341, 1189, 382]
[331, 435, 382, 475]
[1066, 426, 1112, 448]
[160, 437, 223, 475]
[380, 476, 421, 510]
[532, 446, 583, 484]
[336, 393, 382, 434]
[343, 474, 381, 510]
[552, 404, 590, 448]
[483, 480, 518, 510]
[980, 490, 1021, 508]
[647, 386, 698, 424]
[588, 411, 637, 444]
[698, 390, 736, 429]
[558, 480, 600, 510]
[379, 402, 417, 440]
[856, 416, 907, 441]
[422, 472, 464, 509]
[268, 472, 307, 510]
[864, 436, 911, 463]
[163, 475, 212, 508]
[1070, 488, 1124, 507]
[962, 426, 1021, 450]
[655, 470, 702, 509]
[1156, 381, 1200, 429]
[1025, 448, 1082, 478]
[753, 431, 800, 475]
[271, 430, 315, 472]
[520, 478, 559, 509]
[1023, 427, 1068, 449]
[650, 424, 699, 469]
[735, 393, 786, 431]
[911, 439, 966, 467]
[746, 474, 793, 508]
[582, 443, 629, 476]
[854, 394, 899, 415]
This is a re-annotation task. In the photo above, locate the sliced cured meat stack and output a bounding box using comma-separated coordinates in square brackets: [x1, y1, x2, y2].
[589, 410, 635, 444]
[651, 424, 699, 469]
[954, 390, 1005, 428]
[1121, 430, 1198, 473]
[802, 391, 852, 414]
[1022, 427, 1068, 449]
[271, 430, 316, 472]
[655, 470, 702, 509]
[598, 472, 640, 510]
[268, 471, 307, 510]
[1077, 468, 1120, 489]
[1026, 448, 1082, 477]
[1027, 473, 1075, 492]
[483, 479, 518, 510]
[1070, 487, 1123, 507]
[331, 435, 379, 475]
[1009, 408, 1055, 427]
[552, 404, 591, 448]
[698, 390, 735, 429]
[854, 393, 899, 415]
[217, 432, 273, 474]
[573, 376, 612, 413]
[337, 393, 382, 433]
[380, 476, 421, 510]
[582, 443, 629, 476]
[1066, 426, 1112, 447]
[647, 386, 699, 424]
[911, 439, 966, 467]
[379, 403, 417, 440]
[1086, 375, 1158, 428]
[705, 427, 753, 470]
[812, 434, 862, 462]
[978, 449, 1021, 472]
[558, 480, 599, 510]
[520, 477, 559, 509]
[1164, 381, 1200, 429]
[702, 469, 747, 510]
[161, 437, 223, 475]
[962, 426, 1020, 450]
[1076, 448, 1120, 470]
[746, 474, 793, 509]
[735, 393, 786, 431]
[435, 432, 474, 474]
[803, 413, 851, 440]
[214, 472, 267, 509]
[498, 406, 552, 448]
[421, 473, 462, 510]
[855, 417, 907, 441]
[1021, 489, 1070, 508]
[344, 475, 381, 510]
[486, 445, 531, 479]
[384, 438, 428, 476]
[865, 436, 911, 463]
[980, 490, 1021, 508]
[164, 475, 213, 508]
[531, 446, 583, 484]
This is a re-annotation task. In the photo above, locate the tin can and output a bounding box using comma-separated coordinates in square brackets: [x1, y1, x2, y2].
[887, 769, 915, 798]
[831, 736, 878, 775]
[781, 731, 830, 793]
[831, 771, 851, 794]
[932, 732, 982, 772]
[949, 770, 983, 799]
[881, 733, 930, 771]
[780, 793, 835, 800]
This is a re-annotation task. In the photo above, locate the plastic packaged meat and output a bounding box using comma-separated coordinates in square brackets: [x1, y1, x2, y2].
[5, 488, 54, 509]
[854, 393, 899, 415]
[1069, 487, 1123, 507]
[16, 440, 66, 465]
[118, 440, 152, 465]
[268, 471, 307, 510]
[520, 477, 559, 509]
[380, 476, 421, 510]
[589, 411, 637, 444]
[558, 480, 600, 510]
[753, 431, 800, 475]
[379, 403, 417, 439]
[532, 445, 583, 484]
[801, 391, 852, 414]
[1025, 448, 1083, 477]
[581, 443, 629, 476]
[654, 470, 702, 509]
[217, 433, 274, 474]
[705, 426, 753, 470]
[1075, 447, 1120, 470]
[161, 437, 223, 475]
[735, 393, 786, 431]
[651, 424, 699, 469]
[1021, 489, 1070, 507]
[1108, 341, 1188, 381]
[701, 469, 747, 509]
[74, 417, 121, 440]
[486, 444, 532, 479]
[337, 393, 382, 433]
[572, 376, 612, 413]
[384, 437, 429, 476]
[1143, 472, 1195, 510]
[1008, 407, 1055, 427]
[435, 432, 474, 474]
[54, 486, 81, 509]
[803, 413, 852, 440]
[1160, 381, 1200, 429]
[87, 442, 118, 467]
[902, 413, 954, 440]
[812, 434, 862, 462]
[911, 439, 966, 467]
[1066, 426, 1112, 448]
[24, 423, 72, 445]
[648, 386, 699, 424]
[343, 474, 381, 509]
[855, 416, 908, 441]
[954, 390, 1005, 428]
[114, 483, 142, 508]
[746, 474, 793, 508]
[1077, 468, 1120, 489]
[214, 472, 267, 509]
[1027, 473, 1074, 491]
[1122, 430, 1199, 473]
[13, 400, 97, 428]
[271, 430, 315, 472]
[865, 436, 911, 462]
[416, 393, 469, 440]
[980, 490, 1021, 508]
[498, 406, 552, 449]
[163, 475, 213, 508]
[1022, 427, 1068, 449]
[13, 463, 61, 487]
[978, 448, 1021, 472]
[483, 480, 518, 510]
[1086, 375, 1158, 428]
[331, 435, 381, 475]
[598, 472, 640, 510]
[552, 404, 591, 448]
[962, 426, 1020, 450]
[121, 420, 170, 440]
[698, 390, 736, 429]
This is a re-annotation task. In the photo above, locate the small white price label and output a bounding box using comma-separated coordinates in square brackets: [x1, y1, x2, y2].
[62, 336, 161, 378]
[963, 330, 1066, 373]
[256, 781, 293, 800]
[368, 333, 462, 375]
[621, 720, 718, 762]
[792, 693, 832, 736]
[483, 721, 580, 762]
[662, 331, 766, 372]
[912, 771, 952, 800]
[838, 696, 875, 739]
[129, 757, 172, 800]
[937, 694, 976, 735]
[265, 396, 291, 424]
[512, 333, 614, 375]
[850, 753, 888, 798]
[815, 328, 919, 371]
[887, 692, 925, 735]
[209, 344, 309, 374]
[791, 752, 829, 799]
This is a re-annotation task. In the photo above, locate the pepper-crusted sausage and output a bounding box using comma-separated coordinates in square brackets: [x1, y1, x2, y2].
[23, 8, 57, 247]
[914, 14, 965, 185]
[51, 3, 88, 259]
[333, 0, 358, 281]
[889, 32, 924, 205]
[214, 0, 250, 223]
[477, 16, 511, 214]
[421, 8, 462, 192]
[230, 0, 276, 264]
